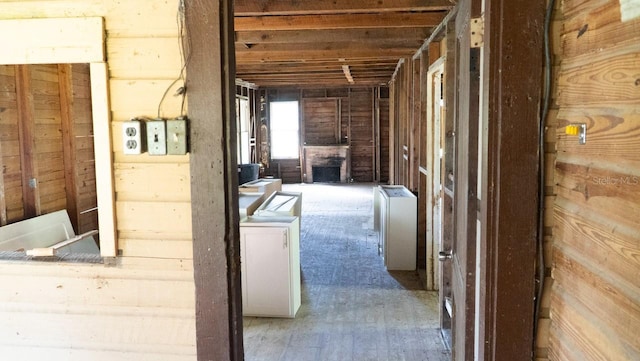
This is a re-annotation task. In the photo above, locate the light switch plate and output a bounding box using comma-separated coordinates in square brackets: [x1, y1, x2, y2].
[147, 119, 167, 155]
[167, 117, 188, 155]
[122, 120, 144, 154]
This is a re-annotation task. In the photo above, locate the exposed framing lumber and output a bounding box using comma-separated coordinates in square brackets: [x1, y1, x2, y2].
[342, 65, 354, 84]
[235, 12, 447, 31]
[185, 0, 243, 360]
[235, 0, 454, 15]
[14, 65, 39, 218]
[58, 64, 79, 233]
[236, 28, 432, 44]
[478, 0, 543, 359]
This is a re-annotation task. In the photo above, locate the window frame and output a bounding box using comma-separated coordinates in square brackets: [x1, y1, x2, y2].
[269, 100, 300, 160]
[0, 17, 117, 258]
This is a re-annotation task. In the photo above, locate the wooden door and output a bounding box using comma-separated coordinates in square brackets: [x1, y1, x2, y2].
[427, 59, 445, 293]
[438, 2, 481, 358]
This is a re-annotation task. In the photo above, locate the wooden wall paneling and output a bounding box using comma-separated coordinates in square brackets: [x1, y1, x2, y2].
[410, 57, 420, 192]
[0, 64, 18, 225]
[15, 65, 39, 218]
[349, 88, 375, 182]
[548, 0, 640, 359]
[302, 98, 339, 145]
[58, 64, 79, 231]
[31, 64, 66, 215]
[374, 88, 381, 182]
[388, 82, 396, 184]
[379, 91, 390, 184]
[415, 50, 426, 285]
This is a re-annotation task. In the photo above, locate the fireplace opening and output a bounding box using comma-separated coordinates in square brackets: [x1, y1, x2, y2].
[312, 166, 340, 183]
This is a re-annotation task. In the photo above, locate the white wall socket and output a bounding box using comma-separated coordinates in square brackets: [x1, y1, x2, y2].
[147, 119, 167, 155]
[122, 120, 143, 155]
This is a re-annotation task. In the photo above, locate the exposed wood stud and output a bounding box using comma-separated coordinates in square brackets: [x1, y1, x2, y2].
[342, 65, 354, 84]
[58, 64, 79, 232]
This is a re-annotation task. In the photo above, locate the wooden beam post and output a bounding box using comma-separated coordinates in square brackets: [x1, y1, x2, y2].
[478, 0, 543, 359]
[185, 1, 243, 360]
[58, 64, 79, 233]
[15, 65, 39, 218]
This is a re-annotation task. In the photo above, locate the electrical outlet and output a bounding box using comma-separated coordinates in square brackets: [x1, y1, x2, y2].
[167, 117, 188, 155]
[146, 119, 167, 155]
[122, 120, 144, 154]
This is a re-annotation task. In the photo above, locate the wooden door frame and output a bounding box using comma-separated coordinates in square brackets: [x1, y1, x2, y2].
[476, 0, 543, 359]
[185, 1, 243, 360]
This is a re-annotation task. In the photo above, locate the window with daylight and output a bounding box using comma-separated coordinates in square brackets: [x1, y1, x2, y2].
[269, 101, 299, 159]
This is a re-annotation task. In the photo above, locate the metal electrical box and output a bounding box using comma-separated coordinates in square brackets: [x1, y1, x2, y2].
[167, 117, 188, 155]
[146, 119, 167, 155]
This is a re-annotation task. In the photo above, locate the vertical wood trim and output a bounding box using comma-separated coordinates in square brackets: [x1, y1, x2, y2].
[15, 65, 39, 218]
[298, 89, 304, 182]
[375, 87, 381, 183]
[347, 88, 352, 180]
[0, 113, 6, 224]
[389, 84, 396, 184]
[89, 62, 117, 257]
[479, 0, 543, 359]
[58, 64, 79, 232]
[371, 88, 376, 182]
[185, 0, 243, 360]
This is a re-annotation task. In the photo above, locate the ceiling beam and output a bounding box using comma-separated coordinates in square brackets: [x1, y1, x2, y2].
[235, 28, 432, 44]
[235, 12, 447, 31]
[235, 0, 453, 15]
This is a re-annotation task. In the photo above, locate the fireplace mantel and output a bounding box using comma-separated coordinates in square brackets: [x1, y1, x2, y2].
[303, 145, 350, 183]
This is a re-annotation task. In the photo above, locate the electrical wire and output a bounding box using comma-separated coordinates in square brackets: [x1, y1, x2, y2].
[534, 0, 556, 348]
[157, 0, 192, 119]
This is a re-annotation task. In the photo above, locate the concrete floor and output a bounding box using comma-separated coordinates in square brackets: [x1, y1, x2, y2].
[243, 183, 450, 361]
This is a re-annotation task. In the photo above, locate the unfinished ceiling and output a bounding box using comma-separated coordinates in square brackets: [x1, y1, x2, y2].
[234, 0, 454, 87]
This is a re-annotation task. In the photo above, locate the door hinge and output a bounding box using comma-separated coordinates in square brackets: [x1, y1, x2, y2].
[470, 16, 485, 48]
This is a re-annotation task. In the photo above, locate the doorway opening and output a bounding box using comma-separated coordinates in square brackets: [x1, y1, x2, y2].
[242, 183, 450, 360]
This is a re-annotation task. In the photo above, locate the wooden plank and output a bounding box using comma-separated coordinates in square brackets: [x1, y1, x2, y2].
[58, 64, 79, 232]
[109, 79, 184, 118]
[557, 42, 640, 107]
[553, 251, 640, 357]
[116, 201, 192, 236]
[235, 12, 447, 31]
[114, 163, 191, 202]
[107, 37, 183, 80]
[549, 286, 636, 361]
[0, 17, 104, 65]
[15, 65, 39, 218]
[236, 28, 432, 44]
[561, 0, 640, 58]
[556, 108, 640, 168]
[553, 200, 640, 298]
[119, 238, 194, 259]
[235, 0, 453, 15]
[90, 62, 117, 258]
[555, 160, 640, 230]
[185, 0, 243, 359]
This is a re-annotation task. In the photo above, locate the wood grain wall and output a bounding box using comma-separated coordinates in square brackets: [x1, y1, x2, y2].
[265, 87, 388, 183]
[0, 1, 197, 359]
[547, 0, 640, 360]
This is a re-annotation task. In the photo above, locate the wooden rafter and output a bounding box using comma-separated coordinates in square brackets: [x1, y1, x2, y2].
[235, 0, 453, 15]
[235, 12, 447, 31]
[233, 1, 454, 86]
